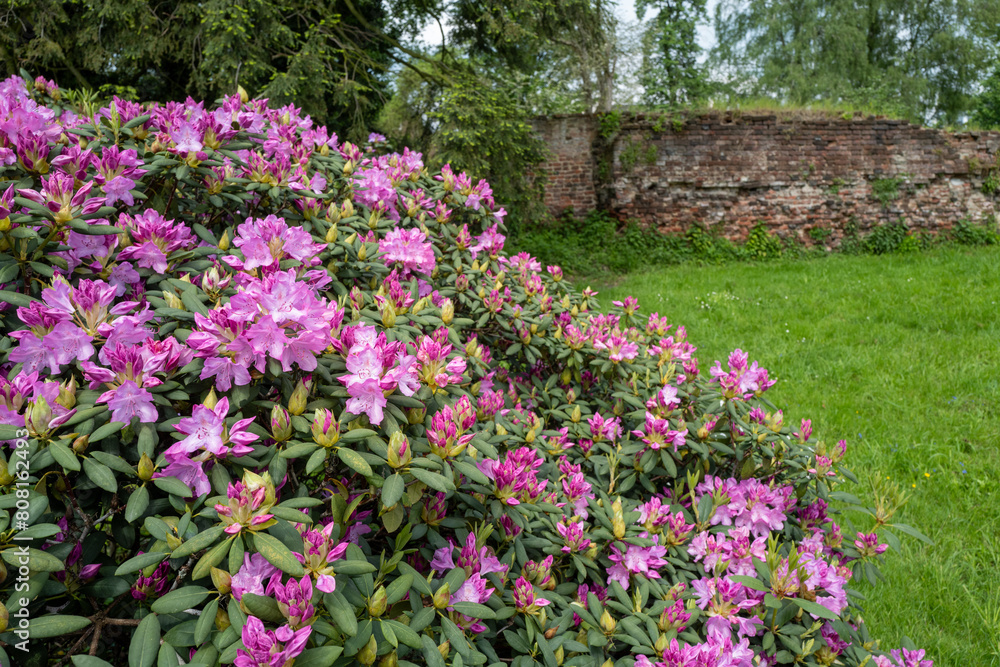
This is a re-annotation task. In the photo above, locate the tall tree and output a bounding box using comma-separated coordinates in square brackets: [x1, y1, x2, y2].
[711, 0, 993, 123]
[0, 0, 416, 137]
[636, 0, 710, 107]
[444, 0, 622, 113]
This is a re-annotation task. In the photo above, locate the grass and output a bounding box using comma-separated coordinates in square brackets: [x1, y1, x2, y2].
[589, 245, 1000, 666]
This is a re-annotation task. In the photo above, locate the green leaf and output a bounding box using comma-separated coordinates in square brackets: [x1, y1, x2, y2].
[450, 601, 496, 619]
[0, 290, 39, 307]
[195, 597, 219, 646]
[125, 485, 151, 523]
[340, 429, 377, 442]
[129, 613, 160, 667]
[241, 593, 286, 624]
[385, 573, 413, 604]
[253, 531, 305, 576]
[790, 597, 838, 620]
[90, 420, 127, 443]
[409, 467, 454, 492]
[337, 448, 373, 477]
[269, 505, 313, 524]
[116, 551, 169, 576]
[151, 586, 211, 614]
[192, 537, 233, 581]
[422, 634, 448, 667]
[325, 591, 358, 636]
[170, 525, 225, 559]
[14, 523, 62, 539]
[72, 656, 115, 667]
[153, 475, 195, 498]
[890, 523, 934, 545]
[0, 424, 25, 440]
[83, 457, 118, 493]
[381, 474, 405, 509]
[384, 619, 422, 648]
[3, 547, 64, 572]
[49, 440, 80, 471]
[28, 615, 92, 639]
[729, 575, 769, 592]
[294, 647, 345, 667]
[332, 559, 376, 575]
[451, 460, 489, 485]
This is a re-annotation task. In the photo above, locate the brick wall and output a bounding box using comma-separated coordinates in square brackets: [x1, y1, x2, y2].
[532, 113, 1000, 246]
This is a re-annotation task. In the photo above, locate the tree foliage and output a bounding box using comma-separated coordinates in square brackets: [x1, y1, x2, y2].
[0, 0, 413, 137]
[711, 0, 995, 123]
[636, 0, 710, 107]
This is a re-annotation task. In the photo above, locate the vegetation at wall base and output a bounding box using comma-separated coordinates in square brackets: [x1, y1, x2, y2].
[511, 211, 999, 278]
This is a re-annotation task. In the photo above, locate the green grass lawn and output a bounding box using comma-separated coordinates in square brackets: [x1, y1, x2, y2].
[589, 245, 1000, 666]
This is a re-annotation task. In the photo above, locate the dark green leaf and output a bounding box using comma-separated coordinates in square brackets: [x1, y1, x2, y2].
[151, 586, 211, 614]
[29, 615, 91, 639]
[129, 613, 160, 667]
[116, 551, 169, 576]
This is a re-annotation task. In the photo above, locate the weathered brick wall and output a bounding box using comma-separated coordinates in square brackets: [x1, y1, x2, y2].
[532, 112, 1000, 246]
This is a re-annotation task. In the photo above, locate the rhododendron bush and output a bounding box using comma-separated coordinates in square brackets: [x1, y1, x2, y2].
[0, 75, 933, 667]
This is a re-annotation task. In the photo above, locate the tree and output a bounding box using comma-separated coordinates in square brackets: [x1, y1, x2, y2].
[972, 67, 1000, 128]
[444, 0, 623, 113]
[636, 0, 710, 107]
[711, 0, 992, 124]
[0, 0, 411, 137]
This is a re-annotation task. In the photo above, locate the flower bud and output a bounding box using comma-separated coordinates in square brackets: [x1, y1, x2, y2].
[26, 397, 52, 437]
[600, 609, 617, 635]
[611, 497, 626, 540]
[357, 635, 378, 666]
[379, 651, 398, 667]
[71, 434, 89, 455]
[164, 291, 185, 310]
[211, 567, 232, 594]
[0, 459, 13, 486]
[379, 299, 396, 328]
[288, 380, 309, 416]
[440, 298, 454, 325]
[357, 243, 368, 262]
[57, 377, 77, 409]
[218, 230, 230, 251]
[325, 223, 339, 243]
[438, 641, 450, 661]
[368, 586, 388, 617]
[132, 451, 154, 482]
[215, 606, 231, 631]
[0, 603, 8, 633]
[270, 405, 293, 442]
[432, 583, 451, 609]
[342, 200, 355, 219]
[406, 406, 426, 425]
[654, 634, 669, 653]
[554, 646, 564, 666]
[570, 405, 581, 423]
[311, 408, 340, 447]
[387, 432, 412, 469]
[0, 217, 10, 233]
